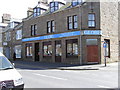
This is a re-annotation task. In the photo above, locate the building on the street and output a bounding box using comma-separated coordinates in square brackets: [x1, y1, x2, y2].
[0, 23, 8, 53]
[0, 14, 11, 53]
[2, 0, 119, 65]
[2, 18, 22, 59]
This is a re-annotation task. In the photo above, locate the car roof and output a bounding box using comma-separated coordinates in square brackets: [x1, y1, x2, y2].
[0, 52, 4, 56]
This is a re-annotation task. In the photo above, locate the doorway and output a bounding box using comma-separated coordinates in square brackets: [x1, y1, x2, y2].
[55, 40, 62, 62]
[35, 43, 39, 61]
[87, 45, 99, 63]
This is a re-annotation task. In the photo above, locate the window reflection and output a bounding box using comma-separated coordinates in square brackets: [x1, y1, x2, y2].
[43, 42, 52, 56]
[55, 41, 62, 56]
[66, 39, 78, 57]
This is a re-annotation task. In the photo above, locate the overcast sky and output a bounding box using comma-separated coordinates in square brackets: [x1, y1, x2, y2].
[0, 0, 65, 22]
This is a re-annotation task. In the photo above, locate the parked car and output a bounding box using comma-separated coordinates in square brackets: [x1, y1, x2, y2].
[0, 52, 24, 90]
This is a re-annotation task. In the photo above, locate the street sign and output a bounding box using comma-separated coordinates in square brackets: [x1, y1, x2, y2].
[103, 42, 107, 48]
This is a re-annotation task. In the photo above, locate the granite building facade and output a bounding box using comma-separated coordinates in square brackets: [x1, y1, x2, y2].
[2, 1, 119, 65]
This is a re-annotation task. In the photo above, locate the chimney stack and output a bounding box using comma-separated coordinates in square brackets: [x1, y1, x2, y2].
[27, 7, 33, 17]
[2, 14, 11, 24]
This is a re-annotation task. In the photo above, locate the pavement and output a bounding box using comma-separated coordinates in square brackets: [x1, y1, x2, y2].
[12, 60, 119, 71]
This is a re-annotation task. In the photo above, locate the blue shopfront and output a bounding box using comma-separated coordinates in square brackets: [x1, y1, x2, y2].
[22, 30, 101, 64]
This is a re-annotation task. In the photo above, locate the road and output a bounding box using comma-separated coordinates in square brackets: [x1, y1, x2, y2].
[15, 62, 118, 88]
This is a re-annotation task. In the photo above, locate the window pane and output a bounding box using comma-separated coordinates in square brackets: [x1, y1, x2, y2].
[26, 44, 33, 57]
[37, 8, 40, 13]
[88, 21, 95, 27]
[15, 45, 21, 58]
[16, 30, 22, 40]
[74, 22, 78, 29]
[86, 39, 97, 45]
[55, 7, 58, 10]
[51, 7, 54, 12]
[55, 2, 58, 6]
[69, 16, 72, 22]
[67, 44, 72, 56]
[48, 45, 52, 56]
[73, 43, 78, 55]
[66, 39, 78, 56]
[72, 0, 78, 6]
[34, 8, 37, 13]
[51, 2, 54, 7]
[51, 21, 55, 26]
[51, 21, 55, 32]
[69, 23, 72, 29]
[47, 21, 51, 33]
[74, 15, 77, 22]
[43, 42, 52, 56]
[56, 44, 62, 56]
[43, 45, 48, 56]
[88, 14, 95, 20]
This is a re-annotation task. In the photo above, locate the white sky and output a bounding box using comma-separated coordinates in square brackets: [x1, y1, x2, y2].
[0, 0, 118, 22]
[0, 0, 65, 22]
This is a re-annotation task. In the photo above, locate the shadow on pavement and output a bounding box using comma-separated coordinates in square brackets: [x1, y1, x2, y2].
[11, 60, 99, 70]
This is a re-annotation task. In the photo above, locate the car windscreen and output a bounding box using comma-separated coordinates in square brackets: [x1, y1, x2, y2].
[0, 56, 14, 70]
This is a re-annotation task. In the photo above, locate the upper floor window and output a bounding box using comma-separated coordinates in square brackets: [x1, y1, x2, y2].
[88, 13, 95, 27]
[5, 32, 11, 41]
[68, 16, 72, 30]
[47, 21, 51, 33]
[16, 30, 22, 40]
[68, 15, 78, 30]
[50, 2, 59, 13]
[47, 20, 55, 33]
[33, 8, 40, 17]
[73, 15, 78, 29]
[31, 24, 37, 36]
[51, 20, 55, 32]
[33, 7, 46, 17]
[72, 0, 83, 6]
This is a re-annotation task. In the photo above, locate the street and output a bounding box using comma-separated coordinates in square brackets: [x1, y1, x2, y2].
[15, 61, 118, 88]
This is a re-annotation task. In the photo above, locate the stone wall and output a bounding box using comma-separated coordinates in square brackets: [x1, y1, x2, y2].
[100, 2, 119, 63]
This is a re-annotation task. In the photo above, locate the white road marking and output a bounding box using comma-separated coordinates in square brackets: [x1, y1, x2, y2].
[98, 85, 111, 88]
[33, 73, 68, 81]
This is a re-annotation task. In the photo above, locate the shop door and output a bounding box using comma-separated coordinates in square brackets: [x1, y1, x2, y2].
[5, 47, 10, 59]
[87, 45, 99, 63]
[55, 41, 62, 62]
[35, 43, 39, 61]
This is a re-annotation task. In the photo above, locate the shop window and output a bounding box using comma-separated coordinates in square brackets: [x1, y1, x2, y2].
[88, 13, 95, 27]
[43, 42, 52, 57]
[15, 45, 22, 58]
[86, 39, 98, 45]
[66, 39, 78, 57]
[104, 39, 110, 58]
[26, 43, 33, 57]
[55, 41, 62, 56]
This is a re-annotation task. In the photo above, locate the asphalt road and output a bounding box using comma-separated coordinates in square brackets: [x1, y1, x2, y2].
[15, 62, 118, 89]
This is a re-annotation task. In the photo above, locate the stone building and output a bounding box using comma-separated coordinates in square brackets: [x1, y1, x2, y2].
[2, 0, 119, 65]
[22, 1, 101, 64]
[2, 18, 22, 59]
[0, 14, 11, 53]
